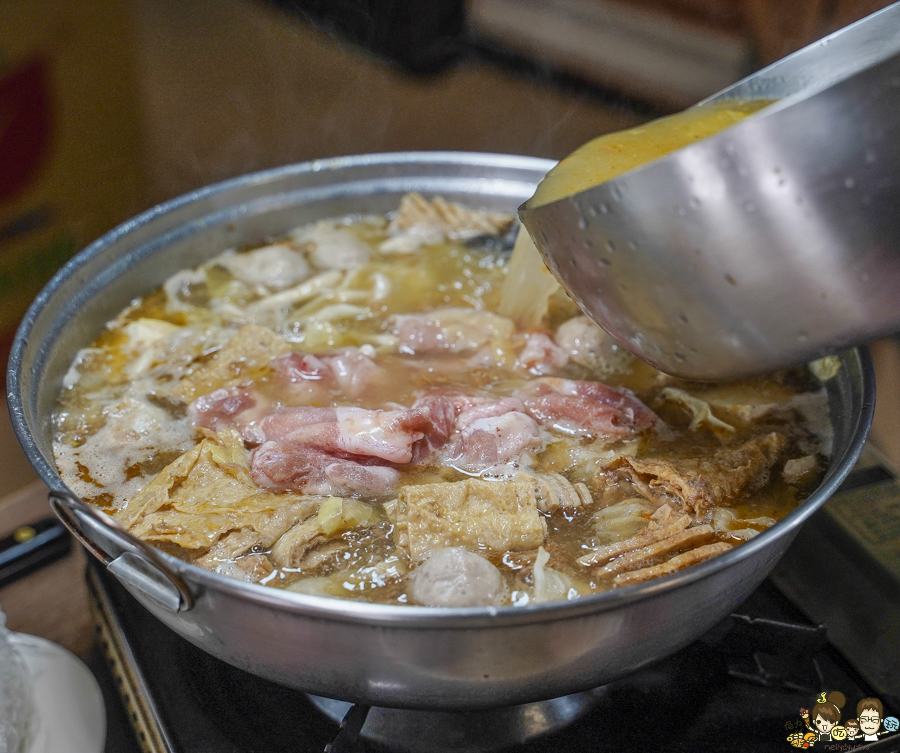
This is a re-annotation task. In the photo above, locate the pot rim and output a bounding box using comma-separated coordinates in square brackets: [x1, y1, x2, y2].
[6, 151, 875, 630]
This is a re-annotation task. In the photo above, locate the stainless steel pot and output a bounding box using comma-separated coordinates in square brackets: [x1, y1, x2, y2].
[6, 153, 873, 710]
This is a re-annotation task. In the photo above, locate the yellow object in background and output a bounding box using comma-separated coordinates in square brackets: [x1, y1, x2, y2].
[0, 0, 146, 360]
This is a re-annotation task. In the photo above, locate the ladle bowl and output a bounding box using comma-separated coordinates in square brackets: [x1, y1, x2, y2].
[520, 2, 900, 381]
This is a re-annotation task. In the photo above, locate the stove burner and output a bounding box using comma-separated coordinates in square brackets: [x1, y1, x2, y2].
[715, 614, 829, 692]
[314, 690, 602, 753]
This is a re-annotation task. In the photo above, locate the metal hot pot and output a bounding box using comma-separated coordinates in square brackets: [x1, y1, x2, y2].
[6, 153, 873, 710]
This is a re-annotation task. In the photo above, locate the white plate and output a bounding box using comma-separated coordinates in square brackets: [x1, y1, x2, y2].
[10, 633, 106, 753]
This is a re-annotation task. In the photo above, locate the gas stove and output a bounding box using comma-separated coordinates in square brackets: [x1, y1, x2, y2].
[86, 447, 900, 753]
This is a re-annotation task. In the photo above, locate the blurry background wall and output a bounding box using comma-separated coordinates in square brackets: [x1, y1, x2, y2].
[133, 0, 893, 203]
[130, 0, 645, 205]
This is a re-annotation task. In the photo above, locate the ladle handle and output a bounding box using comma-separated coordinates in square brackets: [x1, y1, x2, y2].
[49, 489, 195, 612]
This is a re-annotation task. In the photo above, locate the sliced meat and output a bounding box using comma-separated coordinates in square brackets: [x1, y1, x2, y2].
[410, 547, 505, 607]
[251, 442, 400, 498]
[392, 308, 514, 355]
[612, 542, 733, 587]
[326, 347, 383, 397]
[455, 396, 526, 426]
[577, 514, 692, 567]
[517, 333, 568, 375]
[409, 393, 457, 463]
[270, 352, 334, 406]
[445, 411, 541, 472]
[275, 347, 382, 400]
[276, 352, 331, 383]
[517, 377, 657, 439]
[191, 347, 386, 433]
[189, 386, 260, 432]
[606, 432, 789, 515]
[251, 405, 432, 463]
[408, 390, 528, 466]
[244, 406, 335, 446]
[333, 407, 433, 463]
[323, 461, 400, 498]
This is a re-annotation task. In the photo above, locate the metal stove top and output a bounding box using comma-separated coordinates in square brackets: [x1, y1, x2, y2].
[86, 448, 900, 753]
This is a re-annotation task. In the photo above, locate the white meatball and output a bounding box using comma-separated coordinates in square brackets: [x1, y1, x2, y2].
[410, 548, 504, 607]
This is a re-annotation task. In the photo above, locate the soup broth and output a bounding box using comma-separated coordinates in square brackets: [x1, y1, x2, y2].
[529, 99, 772, 208]
[53, 193, 831, 607]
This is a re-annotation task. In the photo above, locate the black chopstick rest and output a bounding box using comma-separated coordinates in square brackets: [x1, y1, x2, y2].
[0, 517, 72, 589]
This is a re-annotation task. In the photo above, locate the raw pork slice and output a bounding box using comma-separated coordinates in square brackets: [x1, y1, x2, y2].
[517, 377, 656, 438]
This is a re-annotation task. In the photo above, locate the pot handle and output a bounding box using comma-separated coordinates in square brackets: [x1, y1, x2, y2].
[49, 489, 195, 612]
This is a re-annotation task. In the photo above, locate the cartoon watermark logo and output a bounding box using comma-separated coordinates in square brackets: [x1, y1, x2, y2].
[785, 691, 899, 748]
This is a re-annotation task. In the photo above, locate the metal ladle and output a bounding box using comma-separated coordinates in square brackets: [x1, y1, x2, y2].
[519, 2, 900, 380]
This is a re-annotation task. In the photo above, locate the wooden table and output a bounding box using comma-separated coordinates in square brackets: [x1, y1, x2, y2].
[0, 481, 95, 659]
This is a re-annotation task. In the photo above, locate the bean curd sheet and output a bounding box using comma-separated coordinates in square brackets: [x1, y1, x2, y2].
[53, 193, 833, 607]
